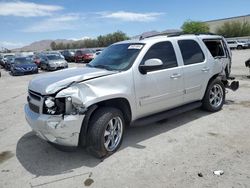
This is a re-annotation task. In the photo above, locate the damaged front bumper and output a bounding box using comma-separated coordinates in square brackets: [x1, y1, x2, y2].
[25, 104, 85, 147]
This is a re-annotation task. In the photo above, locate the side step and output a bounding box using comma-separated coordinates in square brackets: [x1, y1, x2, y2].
[131, 101, 202, 126]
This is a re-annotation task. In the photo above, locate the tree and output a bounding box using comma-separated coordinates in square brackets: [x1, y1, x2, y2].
[50, 41, 56, 50]
[181, 20, 209, 34]
[216, 21, 250, 38]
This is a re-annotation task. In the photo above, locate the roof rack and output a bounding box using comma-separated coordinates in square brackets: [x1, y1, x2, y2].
[139, 32, 217, 40]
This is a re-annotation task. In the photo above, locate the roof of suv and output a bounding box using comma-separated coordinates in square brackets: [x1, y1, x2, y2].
[116, 34, 223, 45]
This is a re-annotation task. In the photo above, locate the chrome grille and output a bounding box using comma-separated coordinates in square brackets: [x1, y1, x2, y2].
[29, 90, 41, 101]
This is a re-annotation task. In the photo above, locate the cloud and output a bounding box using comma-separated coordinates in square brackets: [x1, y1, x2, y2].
[0, 41, 24, 49]
[0, 1, 63, 17]
[23, 14, 80, 32]
[99, 11, 164, 22]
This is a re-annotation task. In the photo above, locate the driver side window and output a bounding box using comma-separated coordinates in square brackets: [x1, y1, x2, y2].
[142, 41, 178, 70]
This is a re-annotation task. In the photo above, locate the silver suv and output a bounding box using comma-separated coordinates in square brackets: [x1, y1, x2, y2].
[25, 34, 238, 157]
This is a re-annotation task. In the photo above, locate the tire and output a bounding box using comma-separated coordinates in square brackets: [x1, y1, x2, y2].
[202, 78, 225, 112]
[237, 45, 243, 50]
[87, 107, 125, 158]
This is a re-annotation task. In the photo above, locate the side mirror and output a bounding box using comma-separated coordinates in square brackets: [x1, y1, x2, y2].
[139, 58, 163, 74]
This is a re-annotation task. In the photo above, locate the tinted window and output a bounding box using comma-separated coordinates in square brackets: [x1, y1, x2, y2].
[142, 41, 177, 69]
[178, 40, 205, 65]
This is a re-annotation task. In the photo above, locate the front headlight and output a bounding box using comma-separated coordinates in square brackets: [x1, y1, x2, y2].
[45, 97, 55, 108]
[43, 97, 65, 115]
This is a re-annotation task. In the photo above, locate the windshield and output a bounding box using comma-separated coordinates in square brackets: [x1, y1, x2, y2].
[14, 58, 33, 64]
[5, 55, 15, 59]
[47, 55, 63, 60]
[88, 43, 144, 71]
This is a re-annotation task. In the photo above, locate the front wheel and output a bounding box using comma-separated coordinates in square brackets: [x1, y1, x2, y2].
[202, 78, 225, 112]
[87, 107, 125, 158]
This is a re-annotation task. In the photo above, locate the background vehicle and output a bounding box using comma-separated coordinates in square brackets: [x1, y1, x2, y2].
[227, 40, 249, 49]
[61, 50, 75, 62]
[40, 53, 68, 71]
[75, 49, 94, 63]
[5, 55, 15, 70]
[25, 34, 238, 158]
[10, 57, 38, 76]
[1, 54, 15, 69]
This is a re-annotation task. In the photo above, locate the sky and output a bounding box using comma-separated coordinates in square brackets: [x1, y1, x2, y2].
[0, 0, 249, 49]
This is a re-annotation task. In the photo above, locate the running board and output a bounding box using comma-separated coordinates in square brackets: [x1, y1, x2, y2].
[131, 101, 202, 126]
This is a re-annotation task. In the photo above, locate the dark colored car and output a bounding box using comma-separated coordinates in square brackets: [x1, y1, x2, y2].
[10, 57, 38, 76]
[75, 49, 94, 63]
[61, 50, 75, 62]
[5, 55, 15, 70]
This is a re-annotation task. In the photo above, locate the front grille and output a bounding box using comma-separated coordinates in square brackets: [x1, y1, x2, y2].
[29, 102, 40, 113]
[29, 90, 42, 101]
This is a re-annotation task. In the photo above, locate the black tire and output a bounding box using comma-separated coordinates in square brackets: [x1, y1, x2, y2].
[202, 78, 225, 112]
[237, 45, 243, 50]
[86, 107, 125, 158]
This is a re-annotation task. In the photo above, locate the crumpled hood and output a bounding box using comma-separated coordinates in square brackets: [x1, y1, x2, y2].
[28, 67, 116, 95]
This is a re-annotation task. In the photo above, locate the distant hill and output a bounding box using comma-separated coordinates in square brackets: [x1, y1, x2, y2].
[13, 39, 73, 52]
[12, 29, 182, 52]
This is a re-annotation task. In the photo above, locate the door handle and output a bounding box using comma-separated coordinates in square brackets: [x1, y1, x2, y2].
[202, 67, 210, 72]
[170, 73, 181, 79]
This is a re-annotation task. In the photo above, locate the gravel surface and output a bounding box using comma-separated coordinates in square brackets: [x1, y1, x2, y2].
[0, 51, 250, 188]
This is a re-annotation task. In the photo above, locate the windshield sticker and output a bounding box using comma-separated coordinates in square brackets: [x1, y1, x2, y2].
[128, 45, 143, 50]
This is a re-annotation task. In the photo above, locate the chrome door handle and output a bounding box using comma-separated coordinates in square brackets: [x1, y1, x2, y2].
[202, 67, 210, 72]
[170, 73, 181, 79]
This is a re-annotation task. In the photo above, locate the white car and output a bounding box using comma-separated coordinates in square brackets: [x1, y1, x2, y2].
[227, 40, 249, 49]
[25, 34, 238, 157]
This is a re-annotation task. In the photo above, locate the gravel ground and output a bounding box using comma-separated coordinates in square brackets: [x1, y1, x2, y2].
[0, 51, 250, 188]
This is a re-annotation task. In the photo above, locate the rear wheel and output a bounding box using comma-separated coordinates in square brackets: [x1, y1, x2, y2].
[202, 78, 225, 112]
[86, 107, 125, 158]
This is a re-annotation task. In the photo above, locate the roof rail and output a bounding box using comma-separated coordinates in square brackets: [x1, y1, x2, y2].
[139, 31, 185, 40]
[139, 32, 217, 40]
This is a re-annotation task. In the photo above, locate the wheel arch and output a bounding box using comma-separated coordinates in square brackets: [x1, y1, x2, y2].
[79, 97, 132, 147]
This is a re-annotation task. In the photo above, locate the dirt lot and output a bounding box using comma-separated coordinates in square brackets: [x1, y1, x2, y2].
[0, 51, 250, 188]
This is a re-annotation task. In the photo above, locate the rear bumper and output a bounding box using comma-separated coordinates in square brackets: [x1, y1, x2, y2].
[25, 104, 85, 147]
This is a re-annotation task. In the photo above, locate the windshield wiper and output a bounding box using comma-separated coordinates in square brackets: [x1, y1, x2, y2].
[88, 64, 114, 71]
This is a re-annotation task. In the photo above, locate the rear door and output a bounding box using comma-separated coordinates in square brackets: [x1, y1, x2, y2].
[178, 39, 210, 103]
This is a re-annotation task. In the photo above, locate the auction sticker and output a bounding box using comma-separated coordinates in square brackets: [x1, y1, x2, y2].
[128, 45, 143, 50]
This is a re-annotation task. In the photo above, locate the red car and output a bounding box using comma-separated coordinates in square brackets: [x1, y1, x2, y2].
[75, 49, 94, 63]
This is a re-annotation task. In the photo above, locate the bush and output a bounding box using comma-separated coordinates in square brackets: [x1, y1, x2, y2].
[216, 21, 250, 38]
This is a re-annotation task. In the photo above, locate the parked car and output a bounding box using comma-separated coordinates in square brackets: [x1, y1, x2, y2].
[61, 50, 75, 62]
[75, 49, 94, 63]
[0, 54, 15, 69]
[227, 40, 249, 49]
[10, 57, 38, 76]
[40, 54, 68, 71]
[25, 34, 239, 158]
[5, 55, 15, 70]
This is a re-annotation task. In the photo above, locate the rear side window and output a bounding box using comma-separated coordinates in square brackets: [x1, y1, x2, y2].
[142, 41, 177, 69]
[178, 40, 205, 65]
[203, 40, 225, 58]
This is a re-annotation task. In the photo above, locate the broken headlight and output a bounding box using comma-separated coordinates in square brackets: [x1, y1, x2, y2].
[43, 97, 65, 115]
